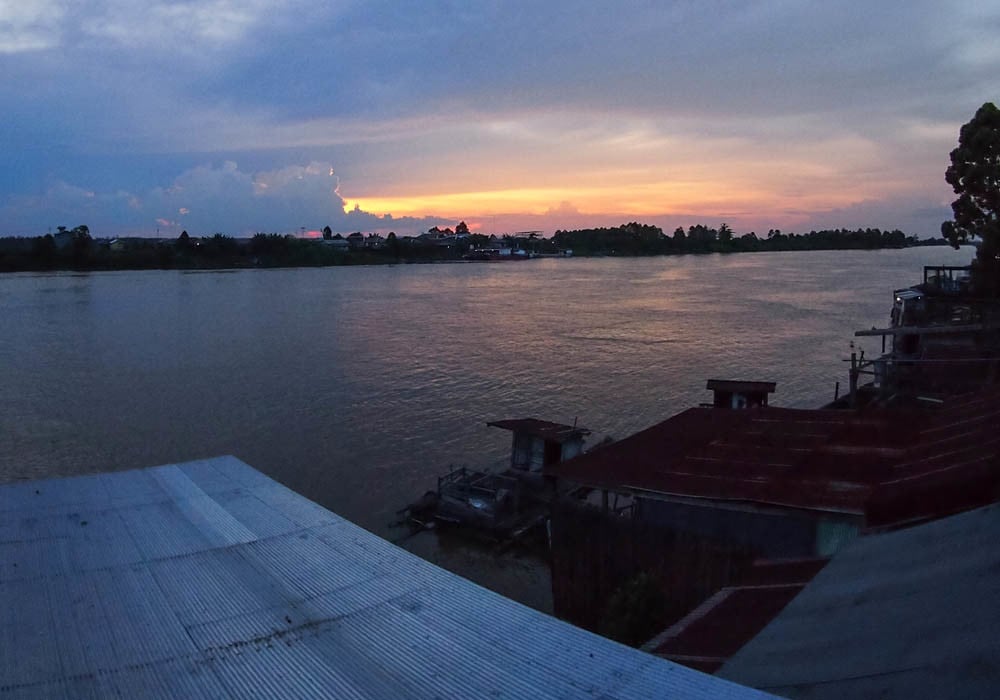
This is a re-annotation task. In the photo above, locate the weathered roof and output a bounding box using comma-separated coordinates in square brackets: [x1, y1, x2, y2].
[643, 558, 829, 673]
[718, 502, 1000, 699]
[547, 386, 1000, 522]
[546, 405, 919, 514]
[487, 418, 591, 442]
[705, 380, 776, 394]
[0, 456, 770, 699]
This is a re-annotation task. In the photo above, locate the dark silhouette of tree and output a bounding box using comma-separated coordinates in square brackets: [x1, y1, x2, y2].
[322, 226, 333, 240]
[32, 234, 56, 267]
[202, 233, 238, 260]
[386, 231, 400, 258]
[599, 572, 667, 646]
[942, 102, 1000, 295]
[455, 221, 469, 235]
[70, 225, 92, 266]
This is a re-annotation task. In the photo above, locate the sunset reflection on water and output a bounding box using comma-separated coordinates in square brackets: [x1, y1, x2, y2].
[0, 246, 972, 610]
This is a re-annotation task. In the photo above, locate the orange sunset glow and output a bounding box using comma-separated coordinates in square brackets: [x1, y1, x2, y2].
[1, 3, 994, 238]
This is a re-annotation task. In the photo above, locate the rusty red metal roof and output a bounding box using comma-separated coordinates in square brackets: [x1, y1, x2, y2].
[644, 558, 829, 673]
[487, 418, 590, 442]
[547, 386, 1000, 523]
[547, 406, 921, 514]
[650, 585, 806, 674]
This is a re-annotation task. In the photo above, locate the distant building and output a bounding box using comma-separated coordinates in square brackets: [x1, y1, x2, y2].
[321, 238, 349, 251]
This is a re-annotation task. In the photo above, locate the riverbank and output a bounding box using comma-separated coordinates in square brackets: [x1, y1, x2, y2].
[0, 227, 954, 273]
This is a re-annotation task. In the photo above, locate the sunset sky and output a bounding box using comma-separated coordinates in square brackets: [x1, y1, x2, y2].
[2, 1, 998, 238]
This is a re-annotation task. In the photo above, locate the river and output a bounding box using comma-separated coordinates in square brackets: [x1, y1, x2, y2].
[0, 246, 973, 610]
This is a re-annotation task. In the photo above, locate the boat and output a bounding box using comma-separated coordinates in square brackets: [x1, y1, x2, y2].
[402, 418, 592, 540]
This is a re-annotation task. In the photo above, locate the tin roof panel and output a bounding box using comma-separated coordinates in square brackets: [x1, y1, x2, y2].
[0, 457, 772, 699]
[718, 502, 1000, 699]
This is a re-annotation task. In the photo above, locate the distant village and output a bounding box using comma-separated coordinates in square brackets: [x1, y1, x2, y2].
[0, 220, 947, 272]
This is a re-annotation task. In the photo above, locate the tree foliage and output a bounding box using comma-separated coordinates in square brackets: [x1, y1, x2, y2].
[942, 102, 1000, 295]
[599, 572, 667, 647]
[551, 222, 917, 256]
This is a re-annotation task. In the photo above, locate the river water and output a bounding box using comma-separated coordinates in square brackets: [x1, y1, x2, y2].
[0, 246, 972, 609]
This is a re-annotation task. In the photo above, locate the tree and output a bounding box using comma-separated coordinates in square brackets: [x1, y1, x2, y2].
[599, 572, 667, 646]
[322, 226, 333, 240]
[70, 224, 92, 266]
[455, 221, 469, 235]
[942, 102, 1000, 295]
[32, 234, 56, 266]
[718, 222, 733, 245]
[386, 231, 400, 258]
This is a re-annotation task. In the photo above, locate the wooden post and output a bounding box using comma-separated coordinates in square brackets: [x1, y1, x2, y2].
[849, 350, 858, 408]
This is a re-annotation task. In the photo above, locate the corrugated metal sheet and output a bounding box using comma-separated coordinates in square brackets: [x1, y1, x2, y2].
[0, 456, 772, 699]
[487, 418, 591, 441]
[718, 502, 1000, 699]
[547, 386, 1000, 521]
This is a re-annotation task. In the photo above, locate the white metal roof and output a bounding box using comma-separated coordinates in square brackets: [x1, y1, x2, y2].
[718, 502, 1000, 699]
[0, 456, 771, 699]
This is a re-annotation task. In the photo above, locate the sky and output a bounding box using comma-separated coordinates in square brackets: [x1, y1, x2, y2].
[1, 1, 998, 239]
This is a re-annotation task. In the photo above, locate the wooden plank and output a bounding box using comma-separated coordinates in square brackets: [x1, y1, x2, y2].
[855, 324, 984, 337]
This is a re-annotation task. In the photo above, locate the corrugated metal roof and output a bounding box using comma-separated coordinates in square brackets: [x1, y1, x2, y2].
[547, 387, 1000, 521]
[642, 559, 829, 674]
[718, 501, 1000, 699]
[487, 418, 591, 441]
[0, 456, 771, 699]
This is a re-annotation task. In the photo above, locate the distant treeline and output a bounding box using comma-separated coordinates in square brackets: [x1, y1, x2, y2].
[551, 222, 944, 256]
[0, 230, 412, 272]
[0, 222, 948, 272]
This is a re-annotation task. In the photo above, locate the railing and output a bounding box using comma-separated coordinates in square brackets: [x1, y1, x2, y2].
[923, 265, 972, 293]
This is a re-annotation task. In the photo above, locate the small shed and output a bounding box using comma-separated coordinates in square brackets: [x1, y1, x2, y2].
[487, 418, 590, 472]
[707, 379, 776, 409]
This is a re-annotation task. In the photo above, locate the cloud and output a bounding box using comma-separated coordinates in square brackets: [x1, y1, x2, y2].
[0, 1, 997, 238]
[135, 160, 355, 233]
[0, 1, 65, 53]
[0, 0, 308, 54]
[797, 196, 953, 238]
[546, 201, 580, 216]
[0, 160, 452, 236]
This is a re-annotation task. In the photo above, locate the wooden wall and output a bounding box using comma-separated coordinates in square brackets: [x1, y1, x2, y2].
[550, 499, 755, 636]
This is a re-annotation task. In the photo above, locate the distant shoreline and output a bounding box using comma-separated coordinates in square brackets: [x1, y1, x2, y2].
[0, 229, 957, 274]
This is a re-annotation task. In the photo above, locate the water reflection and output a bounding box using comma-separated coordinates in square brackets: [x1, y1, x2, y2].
[0, 247, 973, 608]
